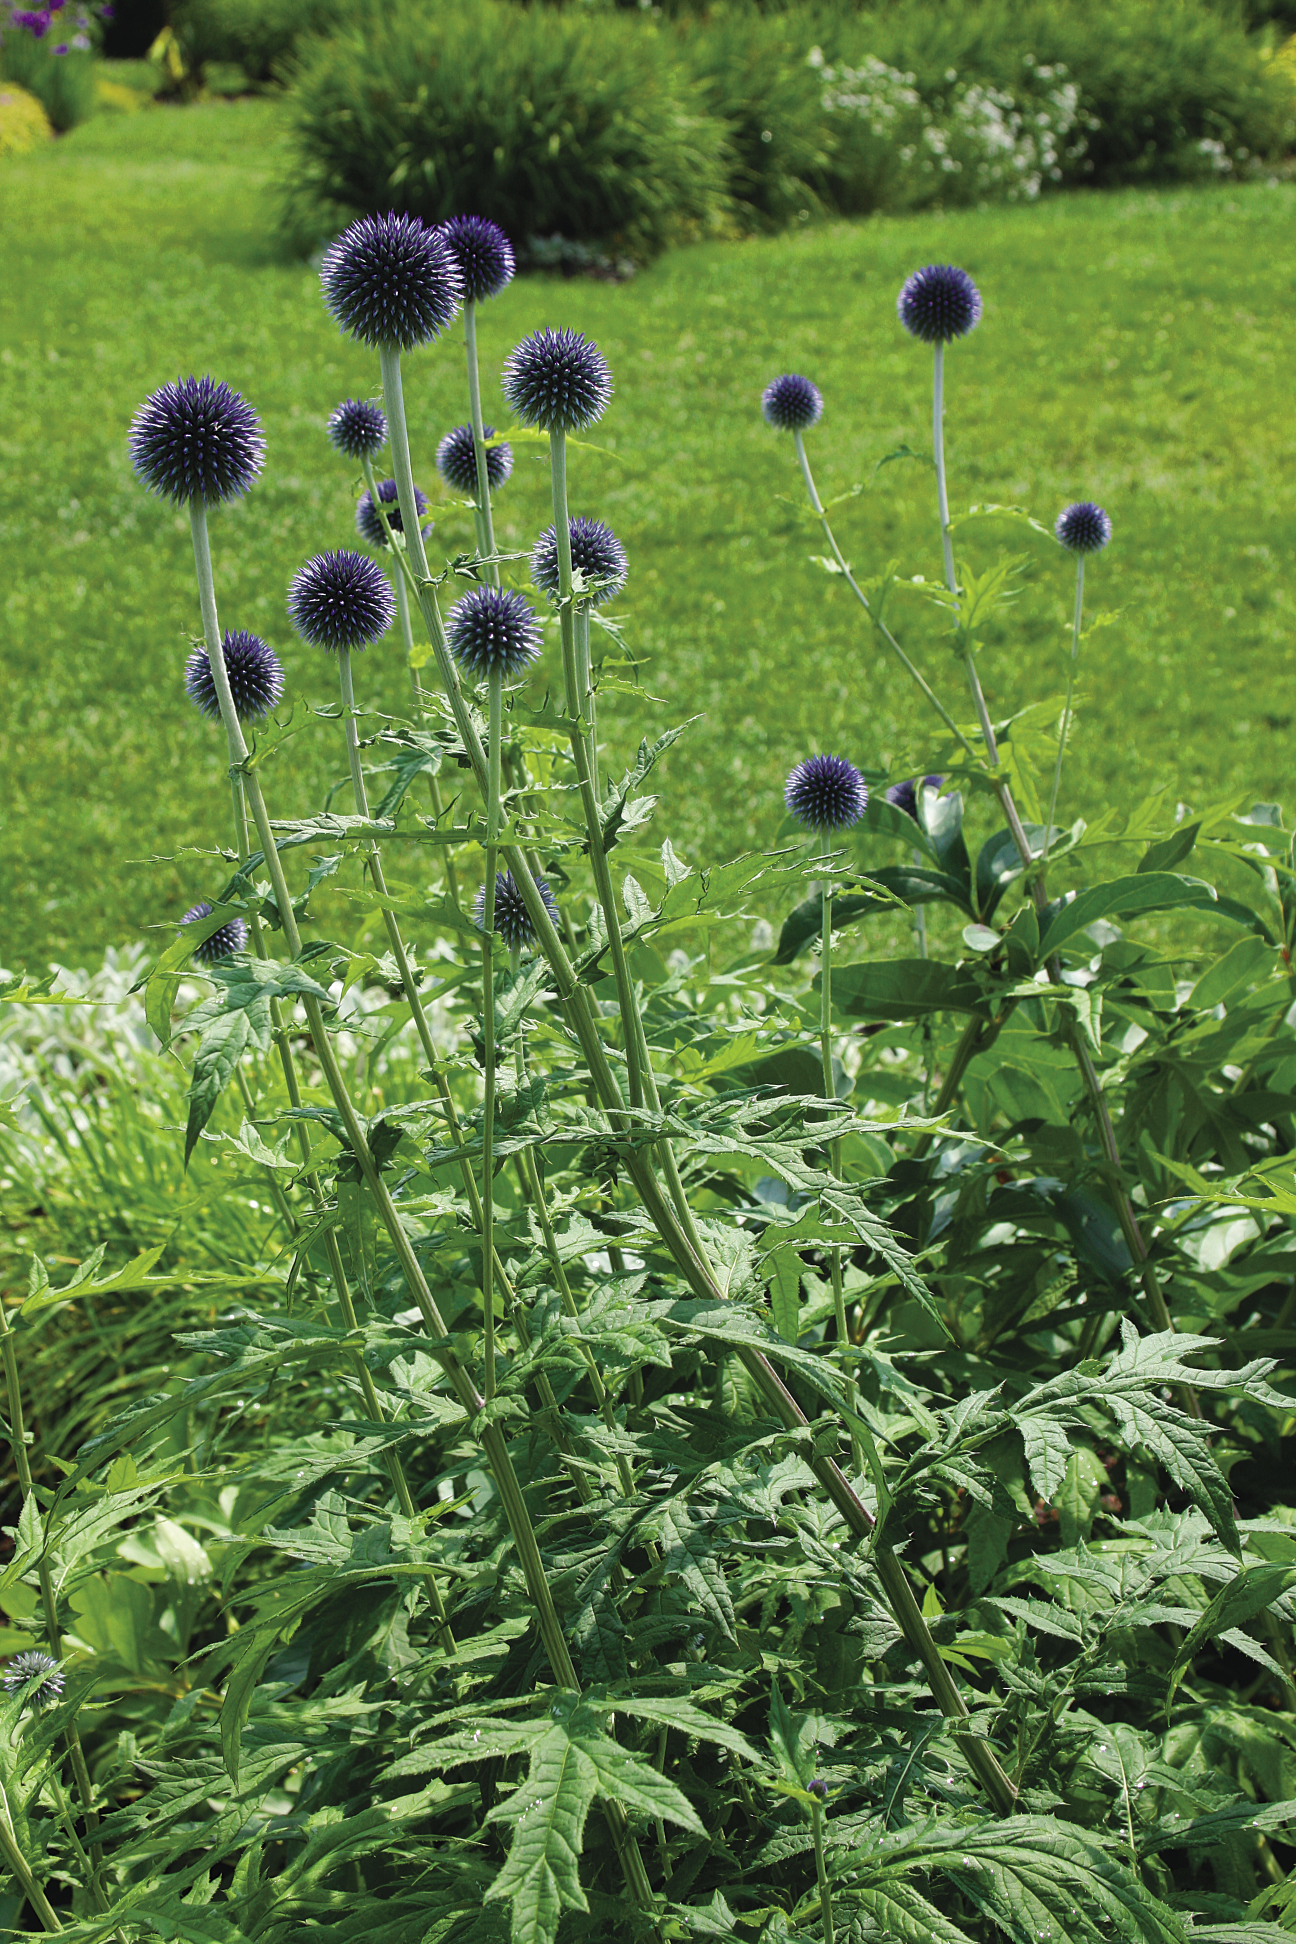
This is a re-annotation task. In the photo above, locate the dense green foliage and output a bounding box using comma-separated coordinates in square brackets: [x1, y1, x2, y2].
[0, 32, 95, 131]
[171, 0, 345, 86]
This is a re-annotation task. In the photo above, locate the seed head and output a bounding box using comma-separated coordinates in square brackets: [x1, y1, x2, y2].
[501, 327, 612, 434]
[885, 774, 943, 821]
[1055, 501, 1112, 554]
[129, 375, 265, 507]
[185, 630, 284, 724]
[807, 1777, 830, 1801]
[356, 477, 430, 550]
[474, 870, 560, 952]
[436, 424, 514, 497]
[897, 265, 982, 344]
[182, 901, 248, 964]
[3, 1651, 64, 1708]
[531, 517, 627, 607]
[761, 373, 823, 433]
[288, 549, 395, 651]
[436, 214, 515, 303]
[327, 397, 387, 461]
[320, 212, 463, 351]
[446, 586, 542, 683]
[785, 754, 868, 832]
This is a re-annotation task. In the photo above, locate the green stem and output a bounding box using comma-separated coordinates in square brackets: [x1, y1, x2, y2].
[933, 343, 957, 597]
[482, 671, 503, 1401]
[1044, 553, 1084, 870]
[383, 503, 462, 912]
[464, 299, 500, 589]
[575, 605, 599, 803]
[812, 1799, 834, 1944]
[820, 833, 863, 1471]
[0, 1789, 61, 1933]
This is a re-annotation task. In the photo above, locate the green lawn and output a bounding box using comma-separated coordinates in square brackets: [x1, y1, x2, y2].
[2, 97, 1294, 969]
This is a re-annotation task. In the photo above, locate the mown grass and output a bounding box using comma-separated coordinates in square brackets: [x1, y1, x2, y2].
[2, 97, 1294, 969]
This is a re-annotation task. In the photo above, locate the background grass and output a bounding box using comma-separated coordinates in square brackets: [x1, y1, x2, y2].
[1, 98, 1294, 970]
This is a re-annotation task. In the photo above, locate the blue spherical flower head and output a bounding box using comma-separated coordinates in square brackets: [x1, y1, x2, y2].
[785, 754, 868, 832]
[129, 375, 265, 506]
[762, 374, 823, 433]
[437, 214, 515, 303]
[1055, 502, 1112, 554]
[474, 870, 560, 952]
[185, 630, 284, 724]
[288, 549, 395, 651]
[885, 774, 943, 821]
[897, 265, 982, 344]
[356, 478, 430, 550]
[3, 1651, 64, 1708]
[321, 212, 463, 351]
[501, 328, 612, 434]
[327, 397, 387, 461]
[531, 517, 627, 607]
[182, 901, 249, 964]
[436, 424, 514, 496]
[446, 586, 542, 683]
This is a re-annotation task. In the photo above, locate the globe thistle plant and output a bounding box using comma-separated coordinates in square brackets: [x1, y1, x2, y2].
[356, 477, 430, 550]
[288, 549, 395, 651]
[897, 265, 982, 345]
[185, 630, 284, 723]
[436, 424, 513, 497]
[3, 1651, 64, 1707]
[1055, 501, 1112, 554]
[327, 397, 387, 461]
[761, 373, 823, 434]
[501, 328, 612, 436]
[885, 774, 943, 821]
[321, 212, 463, 352]
[129, 375, 265, 506]
[1047, 504, 1112, 855]
[531, 518, 627, 608]
[436, 215, 515, 304]
[182, 901, 249, 964]
[784, 753, 868, 833]
[446, 587, 542, 685]
[474, 870, 559, 954]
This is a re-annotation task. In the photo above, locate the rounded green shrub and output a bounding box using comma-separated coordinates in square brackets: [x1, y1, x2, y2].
[172, 0, 347, 88]
[284, 0, 729, 264]
[0, 80, 51, 155]
[0, 31, 95, 131]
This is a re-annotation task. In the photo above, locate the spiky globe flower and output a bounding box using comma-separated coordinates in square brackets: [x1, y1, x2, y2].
[355, 478, 430, 550]
[327, 397, 387, 461]
[3, 1651, 64, 1708]
[446, 586, 542, 683]
[785, 754, 868, 832]
[501, 328, 612, 435]
[185, 630, 284, 723]
[885, 774, 943, 820]
[474, 870, 560, 952]
[436, 214, 515, 303]
[436, 424, 514, 496]
[320, 212, 463, 352]
[1055, 502, 1112, 554]
[807, 1777, 830, 1802]
[182, 902, 248, 964]
[129, 375, 265, 506]
[531, 517, 627, 607]
[897, 265, 982, 344]
[288, 549, 395, 651]
[761, 373, 823, 433]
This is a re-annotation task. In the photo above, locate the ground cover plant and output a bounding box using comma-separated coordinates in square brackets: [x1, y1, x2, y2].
[1, 142, 1296, 1944]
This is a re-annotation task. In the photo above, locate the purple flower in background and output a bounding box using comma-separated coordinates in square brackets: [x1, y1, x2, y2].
[321, 212, 462, 351]
[185, 631, 284, 722]
[502, 328, 612, 434]
[129, 375, 265, 506]
[885, 775, 943, 820]
[288, 549, 395, 650]
[436, 214, 515, 303]
[12, 9, 51, 34]
[761, 373, 823, 433]
[531, 517, 627, 607]
[327, 397, 387, 460]
[446, 586, 542, 682]
[474, 870, 559, 951]
[897, 265, 982, 344]
[785, 753, 868, 832]
[1055, 502, 1112, 554]
[182, 902, 248, 964]
[355, 476, 430, 549]
[52, 42, 68, 53]
[436, 424, 512, 496]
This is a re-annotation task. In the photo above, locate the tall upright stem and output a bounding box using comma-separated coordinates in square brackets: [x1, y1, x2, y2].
[820, 835, 863, 1473]
[464, 299, 499, 589]
[812, 1798, 835, 1944]
[1044, 555, 1084, 866]
[481, 672, 503, 1400]
[933, 344, 956, 596]
[575, 605, 600, 803]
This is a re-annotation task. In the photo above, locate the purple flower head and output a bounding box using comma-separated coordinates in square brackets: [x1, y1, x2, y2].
[785, 753, 868, 832]
[501, 327, 612, 435]
[99, 1, 113, 14]
[436, 424, 513, 497]
[446, 586, 542, 683]
[321, 212, 463, 352]
[807, 1777, 830, 1802]
[12, 9, 51, 33]
[436, 214, 515, 303]
[1055, 501, 1112, 555]
[51, 41, 68, 53]
[885, 774, 943, 821]
[182, 902, 249, 965]
[185, 630, 284, 723]
[761, 373, 823, 434]
[356, 477, 430, 550]
[288, 549, 394, 651]
[531, 517, 627, 608]
[897, 265, 982, 345]
[129, 375, 265, 507]
[327, 397, 387, 461]
[474, 870, 559, 952]
[3, 1651, 64, 1707]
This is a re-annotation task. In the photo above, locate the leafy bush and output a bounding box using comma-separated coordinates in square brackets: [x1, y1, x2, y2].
[285, 0, 727, 261]
[0, 79, 51, 153]
[0, 29, 94, 130]
[171, 0, 346, 86]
